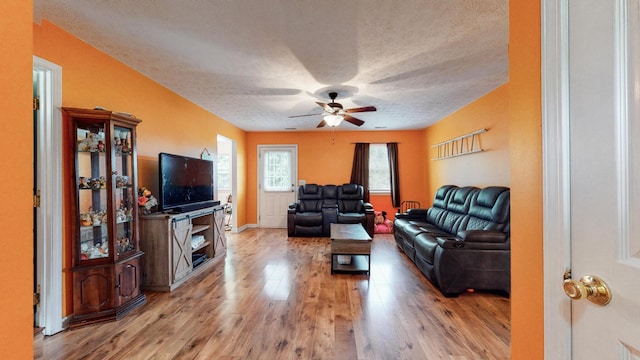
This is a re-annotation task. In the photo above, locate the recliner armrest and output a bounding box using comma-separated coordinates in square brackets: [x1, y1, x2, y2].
[364, 202, 374, 213]
[288, 203, 299, 214]
[457, 230, 507, 243]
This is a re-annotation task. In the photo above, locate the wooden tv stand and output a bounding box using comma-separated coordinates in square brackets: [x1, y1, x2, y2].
[139, 205, 226, 291]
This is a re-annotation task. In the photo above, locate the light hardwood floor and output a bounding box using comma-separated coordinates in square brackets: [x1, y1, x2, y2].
[41, 229, 510, 359]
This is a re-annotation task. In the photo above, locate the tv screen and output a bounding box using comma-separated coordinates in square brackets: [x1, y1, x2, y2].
[159, 152, 215, 212]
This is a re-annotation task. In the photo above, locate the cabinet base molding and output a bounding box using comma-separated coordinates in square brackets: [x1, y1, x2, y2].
[69, 293, 146, 329]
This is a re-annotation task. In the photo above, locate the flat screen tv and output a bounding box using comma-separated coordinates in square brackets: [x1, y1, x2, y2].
[158, 152, 215, 213]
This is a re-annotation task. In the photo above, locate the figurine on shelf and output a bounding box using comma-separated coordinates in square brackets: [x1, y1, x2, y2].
[138, 187, 158, 214]
[80, 213, 92, 227]
[117, 237, 130, 253]
[115, 175, 128, 188]
[92, 212, 102, 226]
[89, 177, 102, 190]
[88, 132, 99, 152]
[79, 177, 90, 189]
[120, 131, 130, 154]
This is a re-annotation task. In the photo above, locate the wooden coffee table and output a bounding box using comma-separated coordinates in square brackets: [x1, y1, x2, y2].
[330, 223, 372, 275]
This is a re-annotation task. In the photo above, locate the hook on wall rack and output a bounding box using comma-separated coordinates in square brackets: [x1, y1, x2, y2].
[431, 128, 487, 160]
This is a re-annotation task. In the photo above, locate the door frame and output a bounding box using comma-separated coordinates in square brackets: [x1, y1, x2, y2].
[257, 144, 298, 228]
[33, 56, 64, 335]
[542, 0, 572, 357]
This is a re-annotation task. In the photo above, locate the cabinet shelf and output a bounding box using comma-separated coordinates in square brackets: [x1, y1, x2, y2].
[192, 224, 210, 234]
[192, 240, 211, 252]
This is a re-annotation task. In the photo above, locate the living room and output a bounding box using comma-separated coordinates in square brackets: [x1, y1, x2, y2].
[2, 1, 545, 358]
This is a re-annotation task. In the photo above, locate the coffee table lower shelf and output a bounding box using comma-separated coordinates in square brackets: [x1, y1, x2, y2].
[331, 254, 370, 275]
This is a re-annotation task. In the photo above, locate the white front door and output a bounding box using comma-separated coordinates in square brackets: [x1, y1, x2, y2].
[564, 0, 640, 356]
[258, 145, 297, 228]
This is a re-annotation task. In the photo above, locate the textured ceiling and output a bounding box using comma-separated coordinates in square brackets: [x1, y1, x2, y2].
[33, 0, 509, 132]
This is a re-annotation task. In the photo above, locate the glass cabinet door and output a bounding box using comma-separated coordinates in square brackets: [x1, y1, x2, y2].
[113, 125, 136, 257]
[76, 124, 109, 261]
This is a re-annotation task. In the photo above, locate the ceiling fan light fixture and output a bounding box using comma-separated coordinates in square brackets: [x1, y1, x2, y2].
[323, 114, 343, 127]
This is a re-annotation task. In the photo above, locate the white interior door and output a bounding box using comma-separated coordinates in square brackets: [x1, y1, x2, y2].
[566, 0, 640, 356]
[258, 145, 297, 228]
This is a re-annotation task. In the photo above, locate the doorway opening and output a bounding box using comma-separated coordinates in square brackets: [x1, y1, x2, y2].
[217, 135, 237, 233]
[33, 56, 64, 335]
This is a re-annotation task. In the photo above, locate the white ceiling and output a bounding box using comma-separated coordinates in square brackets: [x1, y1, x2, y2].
[34, 0, 509, 132]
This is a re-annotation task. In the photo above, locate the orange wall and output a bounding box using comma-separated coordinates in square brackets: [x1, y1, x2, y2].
[510, 0, 544, 358]
[0, 1, 34, 358]
[245, 131, 426, 224]
[423, 84, 510, 202]
[33, 20, 247, 316]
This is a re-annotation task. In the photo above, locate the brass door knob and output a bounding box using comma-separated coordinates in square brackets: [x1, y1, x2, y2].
[562, 275, 611, 306]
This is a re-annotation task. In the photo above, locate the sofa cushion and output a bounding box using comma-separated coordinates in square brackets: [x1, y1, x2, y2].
[446, 186, 479, 214]
[337, 212, 366, 224]
[466, 187, 510, 231]
[294, 212, 323, 226]
[338, 184, 365, 213]
[297, 184, 324, 212]
[432, 185, 457, 209]
[414, 233, 439, 265]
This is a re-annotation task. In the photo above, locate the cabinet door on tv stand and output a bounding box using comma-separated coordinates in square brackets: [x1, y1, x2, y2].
[171, 217, 193, 283]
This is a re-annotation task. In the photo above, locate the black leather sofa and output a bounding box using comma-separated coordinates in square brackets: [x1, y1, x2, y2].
[393, 185, 510, 297]
[288, 184, 375, 237]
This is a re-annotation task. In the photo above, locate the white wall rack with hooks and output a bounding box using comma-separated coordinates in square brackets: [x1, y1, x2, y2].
[431, 128, 487, 160]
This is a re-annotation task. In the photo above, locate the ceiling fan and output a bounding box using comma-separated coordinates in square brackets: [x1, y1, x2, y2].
[289, 92, 377, 127]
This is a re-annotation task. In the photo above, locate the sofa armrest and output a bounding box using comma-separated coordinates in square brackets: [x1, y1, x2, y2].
[436, 233, 510, 250]
[395, 208, 428, 220]
[322, 204, 338, 236]
[457, 230, 507, 243]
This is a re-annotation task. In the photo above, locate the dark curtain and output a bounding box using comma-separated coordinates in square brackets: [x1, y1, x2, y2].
[387, 142, 401, 208]
[350, 143, 370, 202]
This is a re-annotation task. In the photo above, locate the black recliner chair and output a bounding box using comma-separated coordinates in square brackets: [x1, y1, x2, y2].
[337, 184, 375, 237]
[287, 184, 325, 237]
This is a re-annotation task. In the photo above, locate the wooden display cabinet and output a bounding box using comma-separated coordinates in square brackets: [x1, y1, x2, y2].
[64, 107, 146, 328]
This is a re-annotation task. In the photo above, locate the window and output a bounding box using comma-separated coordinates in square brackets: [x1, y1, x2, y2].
[263, 150, 292, 191]
[369, 143, 390, 192]
[217, 154, 231, 191]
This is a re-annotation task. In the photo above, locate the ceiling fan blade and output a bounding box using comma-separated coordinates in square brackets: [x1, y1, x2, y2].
[343, 115, 365, 126]
[345, 106, 377, 113]
[288, 113, 323, 118]
[316, 101, 335, 114]
[316, 120, 327, 128]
